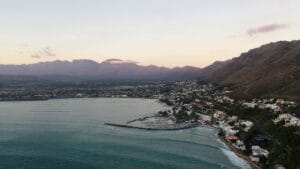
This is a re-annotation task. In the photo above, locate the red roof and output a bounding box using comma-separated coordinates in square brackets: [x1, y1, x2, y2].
[226, 136, 239, 140]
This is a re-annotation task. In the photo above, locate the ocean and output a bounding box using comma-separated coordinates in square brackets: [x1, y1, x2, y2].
[0, 98, 251, 169]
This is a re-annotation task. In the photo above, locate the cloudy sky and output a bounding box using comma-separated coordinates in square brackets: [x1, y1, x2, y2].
[0, 0, 299, 67]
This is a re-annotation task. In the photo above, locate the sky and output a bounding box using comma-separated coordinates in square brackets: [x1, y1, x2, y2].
[0, 0, 299, 68]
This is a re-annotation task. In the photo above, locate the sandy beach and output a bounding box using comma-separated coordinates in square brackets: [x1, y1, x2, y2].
[219, 136, 261, 169]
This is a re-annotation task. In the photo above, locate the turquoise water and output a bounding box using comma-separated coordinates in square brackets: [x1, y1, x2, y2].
[0, 98, 250, 169]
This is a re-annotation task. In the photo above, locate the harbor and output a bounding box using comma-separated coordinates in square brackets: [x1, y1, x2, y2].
[105, 115, 200, 130]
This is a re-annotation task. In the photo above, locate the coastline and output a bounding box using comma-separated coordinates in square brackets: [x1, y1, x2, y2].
[218, 135, 261, 169]
[196, 125, 259, 169]
[0, 96, 157, 102]
[1, 97, 261, 169]
[0, 96, 162, 103]
[106, 118, 260, 169]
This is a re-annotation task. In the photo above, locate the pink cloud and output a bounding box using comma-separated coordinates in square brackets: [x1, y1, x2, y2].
[31, 47, 56, 58]
[247, 23, 288, 36]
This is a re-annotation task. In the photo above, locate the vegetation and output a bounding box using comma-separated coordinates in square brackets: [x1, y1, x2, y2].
[288, 105, 300, 117]
[202, 40, 300, 102]
[264, 123, 300, 168]
[214, 102, 300, 169]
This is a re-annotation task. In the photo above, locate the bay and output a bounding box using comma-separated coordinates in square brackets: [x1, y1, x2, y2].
[0, 98, 250, 169]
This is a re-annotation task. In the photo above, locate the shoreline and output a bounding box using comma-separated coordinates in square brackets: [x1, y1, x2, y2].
[200, 125, 259, 169]
[106, 121, 260, 169]
[218, 136, 261, 169]
[0, 96, 160, 102]
[106, 116, 260, 169]
[1, 97, 261, 169]
[202, 124, 260, 169]
[0, 97, 157, 102]
[190, 124, 260, 169]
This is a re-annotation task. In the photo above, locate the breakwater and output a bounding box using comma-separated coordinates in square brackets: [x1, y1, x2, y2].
[105, 122, 200, 130]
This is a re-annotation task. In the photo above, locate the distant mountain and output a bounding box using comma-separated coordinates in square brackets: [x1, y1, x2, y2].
[200, 40, 300, 101]
[0, 59, 202, 81]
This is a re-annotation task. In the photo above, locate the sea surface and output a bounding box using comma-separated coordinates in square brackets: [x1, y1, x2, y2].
[0, 98, 251, 169]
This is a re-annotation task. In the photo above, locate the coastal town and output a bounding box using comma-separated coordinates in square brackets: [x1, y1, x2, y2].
[0, 80, 299, 169]
[156, 81, 299, 169]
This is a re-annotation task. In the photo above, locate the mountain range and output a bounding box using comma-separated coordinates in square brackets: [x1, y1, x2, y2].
[0, 58, 202, 81]
[0, 39, 299, 100]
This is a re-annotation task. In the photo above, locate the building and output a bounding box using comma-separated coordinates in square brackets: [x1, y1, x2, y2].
[251, 145, 269, 157]
[273, 114, 300, 127]
[239, 120, 254, 132]
[213, 110, 227, 120]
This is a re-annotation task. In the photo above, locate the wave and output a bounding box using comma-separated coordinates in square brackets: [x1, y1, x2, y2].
[220, 148, 251, 169]
[150, 138, 220, 150]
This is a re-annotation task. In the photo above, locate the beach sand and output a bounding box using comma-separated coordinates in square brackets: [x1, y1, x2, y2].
[219, 136, 261, 169]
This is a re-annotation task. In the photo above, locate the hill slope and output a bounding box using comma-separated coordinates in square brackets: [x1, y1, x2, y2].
[201, 40, 300, 101]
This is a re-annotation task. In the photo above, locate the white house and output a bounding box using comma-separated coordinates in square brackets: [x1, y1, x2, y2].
[240, 120, 254, 132]
[251, 145, 269, 157]
[273, 114, 300, 127]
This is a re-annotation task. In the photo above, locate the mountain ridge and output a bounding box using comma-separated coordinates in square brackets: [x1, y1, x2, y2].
[1, 39, 299, 101]
[0, 59, 202, 81]
[200, 39, 300, 101]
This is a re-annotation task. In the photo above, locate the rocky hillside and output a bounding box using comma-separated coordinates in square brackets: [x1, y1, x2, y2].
[201, 40, 300, 101]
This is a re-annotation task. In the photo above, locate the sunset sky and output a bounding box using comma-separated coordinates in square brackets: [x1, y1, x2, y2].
[0, 0, 299, 68]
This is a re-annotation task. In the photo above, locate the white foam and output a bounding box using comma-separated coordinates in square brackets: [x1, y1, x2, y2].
[221, 148, 252, 169]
